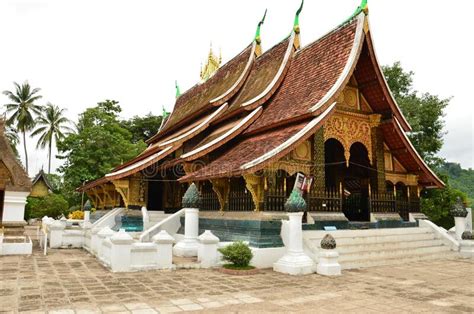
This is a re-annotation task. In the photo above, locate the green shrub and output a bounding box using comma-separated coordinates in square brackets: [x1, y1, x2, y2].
[218, 241, 253, 267]
[25, 194, 70, 219]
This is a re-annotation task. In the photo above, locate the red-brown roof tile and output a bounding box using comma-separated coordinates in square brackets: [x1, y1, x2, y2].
[245, 19, 359, 134]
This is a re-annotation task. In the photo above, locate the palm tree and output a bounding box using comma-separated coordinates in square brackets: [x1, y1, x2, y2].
[3, 81, 42, 173]
[31, 103, 72, 173]
[5, 125, 20, 156]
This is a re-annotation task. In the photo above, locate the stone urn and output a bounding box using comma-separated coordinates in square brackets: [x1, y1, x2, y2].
[316, 234, 341, 276]
[451, 197, 468, 240]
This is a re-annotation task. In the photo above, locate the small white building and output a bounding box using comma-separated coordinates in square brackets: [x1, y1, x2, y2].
[0, 117, 32, 255]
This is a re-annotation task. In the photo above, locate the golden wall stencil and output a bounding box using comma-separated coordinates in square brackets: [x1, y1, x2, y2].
[324, 110, 378, 166]
[292, 140, 311, 161]
[336, 86, 359, 110]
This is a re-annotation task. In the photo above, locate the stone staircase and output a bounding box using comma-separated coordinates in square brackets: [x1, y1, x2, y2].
[144, 211, 170, 230]
[304, 227, 459, 269]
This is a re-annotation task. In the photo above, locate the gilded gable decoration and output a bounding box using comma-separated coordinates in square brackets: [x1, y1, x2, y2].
[324, 111, 374, 166]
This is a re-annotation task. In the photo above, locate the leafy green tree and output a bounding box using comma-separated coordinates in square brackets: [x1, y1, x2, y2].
[3, 81, 42, 173]
[383, 62, 468, 227]
[420, 174, 467, 229]
[383, 62, 450, 167]
[438, 162, 474, 206]
[31, 103, 72, 173]
[121, 113, 162, 143]
[57, 100, 146, 205]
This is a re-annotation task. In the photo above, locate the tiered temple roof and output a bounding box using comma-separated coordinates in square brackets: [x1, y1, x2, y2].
[80, 2, 444, 192]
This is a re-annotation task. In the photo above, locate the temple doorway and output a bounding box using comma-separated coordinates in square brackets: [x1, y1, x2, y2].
[325, 139, 372, 221]
[147, 179, 163, 211]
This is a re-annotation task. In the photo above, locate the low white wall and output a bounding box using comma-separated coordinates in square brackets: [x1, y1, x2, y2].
[2, 191, 29, 222]
[131, 243, 158, 269]
[61, 229, 85, 248]
[251, 247, 286, 268]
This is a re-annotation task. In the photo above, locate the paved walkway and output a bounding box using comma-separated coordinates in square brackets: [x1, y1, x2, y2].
[1, 247, 473, 313]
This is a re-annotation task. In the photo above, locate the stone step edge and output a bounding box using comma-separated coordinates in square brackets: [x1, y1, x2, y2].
[341, 253, 460, 269]
[304, 233, 437, 247]
[303, 227, 432, 239]
[338, 245, 452, 262]
[308, 238, 442, 251]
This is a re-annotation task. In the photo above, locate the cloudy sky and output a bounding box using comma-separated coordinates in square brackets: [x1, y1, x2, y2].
[1, 0, 473, 176]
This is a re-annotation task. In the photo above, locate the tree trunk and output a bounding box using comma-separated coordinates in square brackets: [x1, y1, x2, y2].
[48, 140, 52, 174]
[22, 131, 28, 174]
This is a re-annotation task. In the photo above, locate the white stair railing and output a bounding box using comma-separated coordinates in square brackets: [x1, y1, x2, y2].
[93, 207, 125, 229]
[139, 209, 185, 242]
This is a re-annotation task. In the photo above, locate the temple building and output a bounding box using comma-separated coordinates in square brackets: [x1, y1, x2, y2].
[30, 169, 53, 198]
[79, 2, 443, 226]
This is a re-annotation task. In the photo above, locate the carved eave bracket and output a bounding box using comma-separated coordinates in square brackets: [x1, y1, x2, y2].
[243, 173, 264, 211]
[210, 178, 230, 211]
[112, 179, 130, 209]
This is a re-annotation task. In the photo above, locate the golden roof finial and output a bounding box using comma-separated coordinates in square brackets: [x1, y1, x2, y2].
[200, 42, 222, 82]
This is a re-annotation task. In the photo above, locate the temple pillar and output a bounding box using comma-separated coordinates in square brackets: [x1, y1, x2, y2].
[210, 178, 230, 211]
[312, 128, 325, 191]
[369, 115, 385, 194]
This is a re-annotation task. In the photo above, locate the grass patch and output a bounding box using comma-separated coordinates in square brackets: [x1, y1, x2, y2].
[223, 264, 255, 270]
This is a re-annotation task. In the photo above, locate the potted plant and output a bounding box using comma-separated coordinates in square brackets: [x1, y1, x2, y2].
[451, 197, 468, 240]
[218, 241, 257, 275]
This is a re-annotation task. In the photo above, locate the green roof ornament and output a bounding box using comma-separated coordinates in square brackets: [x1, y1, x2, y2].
[175, 80, 181, 98]
[254, 9, 267, 44]
[293, 0, 304, 34]
[162, 105, 168, 120]
[341, 0, 368, 26]
[182, 183, 201, 208]
[285, 188, 307, 212]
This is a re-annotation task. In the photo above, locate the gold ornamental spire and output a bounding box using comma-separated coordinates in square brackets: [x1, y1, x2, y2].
[200, 43, 222, 82]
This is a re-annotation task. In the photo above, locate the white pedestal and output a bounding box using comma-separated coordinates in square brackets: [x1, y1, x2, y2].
[273, 212, 315, 275]
[97, 227, 115, 260]
[198, 230, 220, 268]
[153, 230, 175, 269]
[460, 240, 474, 258]
[317, 249, 341, 276]
[454, 216, 467, 240]
[173, 208, 199, 257]
[110, 229, 134, 272]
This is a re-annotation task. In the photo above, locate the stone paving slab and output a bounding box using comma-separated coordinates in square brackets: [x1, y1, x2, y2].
[0, 247, 473, 313]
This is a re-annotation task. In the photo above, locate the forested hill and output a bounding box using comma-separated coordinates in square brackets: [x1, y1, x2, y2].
[439, 162, 474, 206]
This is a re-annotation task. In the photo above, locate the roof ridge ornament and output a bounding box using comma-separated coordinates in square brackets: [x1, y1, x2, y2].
[293, 0, 304, 50]
[175, 80, 181, 98]
[293, 0, 304, 34]
[343, 0, 368, 25]
[254, 9, 267, 57]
